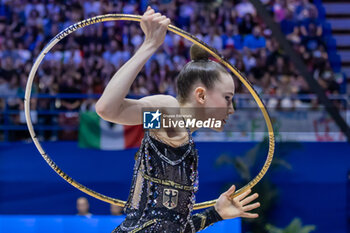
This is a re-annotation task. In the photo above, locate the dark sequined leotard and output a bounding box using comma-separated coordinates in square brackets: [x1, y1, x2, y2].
[112, 128, 222, 233]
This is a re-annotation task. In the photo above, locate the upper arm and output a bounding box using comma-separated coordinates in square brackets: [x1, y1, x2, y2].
[97, 94, 179, 125]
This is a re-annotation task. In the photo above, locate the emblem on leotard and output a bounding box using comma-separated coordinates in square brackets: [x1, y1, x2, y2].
[163, 188, 178, 209]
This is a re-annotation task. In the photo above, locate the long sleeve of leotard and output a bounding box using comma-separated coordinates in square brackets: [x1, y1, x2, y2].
[185, 206, 223, 232]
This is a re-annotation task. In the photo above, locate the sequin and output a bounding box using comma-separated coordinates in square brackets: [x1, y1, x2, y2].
[112, 128, 200, 233]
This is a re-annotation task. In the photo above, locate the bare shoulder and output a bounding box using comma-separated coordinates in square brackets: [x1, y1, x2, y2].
[159, 95, 179, 108]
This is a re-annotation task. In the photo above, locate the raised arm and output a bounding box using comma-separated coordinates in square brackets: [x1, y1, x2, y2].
[95, 6, 175, 125]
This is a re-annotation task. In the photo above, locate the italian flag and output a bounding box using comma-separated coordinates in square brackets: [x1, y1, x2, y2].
[78, 111, 144, 150]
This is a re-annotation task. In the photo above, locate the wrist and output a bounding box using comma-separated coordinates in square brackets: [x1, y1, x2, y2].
[214, 205, 224, 220]
[212, 205, 224, 221]
[142, 40, 160, 52]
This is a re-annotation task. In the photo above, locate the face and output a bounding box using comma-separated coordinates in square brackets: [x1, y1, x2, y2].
[77, 198, 90, 215]
[193, 72, 235, 131]
[253, 27, 261, 37]
[110, 204, 123, 216]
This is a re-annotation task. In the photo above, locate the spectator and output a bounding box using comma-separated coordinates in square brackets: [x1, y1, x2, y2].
[103, 40, 124, 68]
[222, 24, 243, 50]
[293, 0, 314, 22]
[242, 47, 257, 72]
[83, 0, 101, 18]
[110, 204, 124, 216]
[178, 1, 195, 28]
[26, 9, 43, 29]
[130, 23, 143, 49]
[24, 0, 45, 19]
[302, 23, 324, 52]
[280, 9, 297, 35]
[76, 197, 92, 217]
[243, 26, 266, 51]
[235, 0, 256, 18]
[203, 27, 223, 52]
[0, 18, 6, 46]
[239, 13, 256, 35]
[299, 5, 322, 37]
[0, 0, 342, 142]
[59, 75, 81, 111]
[273, 0, 288, 22]
[9, 13, 26, 43]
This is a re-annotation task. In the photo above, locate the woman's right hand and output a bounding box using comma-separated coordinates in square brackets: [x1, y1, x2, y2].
[141, 6, 171, 49]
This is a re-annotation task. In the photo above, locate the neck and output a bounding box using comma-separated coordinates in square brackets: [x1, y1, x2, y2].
[179, 102, 200, 133]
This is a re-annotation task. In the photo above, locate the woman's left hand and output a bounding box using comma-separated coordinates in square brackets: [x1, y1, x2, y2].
[214, 185, 260, 220]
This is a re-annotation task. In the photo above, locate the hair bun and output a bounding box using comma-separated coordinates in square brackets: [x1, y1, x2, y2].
[190, 44, 210, 61]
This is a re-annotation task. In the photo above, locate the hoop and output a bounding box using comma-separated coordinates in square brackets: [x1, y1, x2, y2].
[25, 14, 275, 210]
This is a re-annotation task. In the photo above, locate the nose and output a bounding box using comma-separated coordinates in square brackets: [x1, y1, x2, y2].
[227, 102, 234, 115]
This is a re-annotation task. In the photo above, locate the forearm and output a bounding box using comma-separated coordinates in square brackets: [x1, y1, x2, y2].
[69, 100, 81, 110]
[189, 206, 223, 232]
[96, 41, 157, 115]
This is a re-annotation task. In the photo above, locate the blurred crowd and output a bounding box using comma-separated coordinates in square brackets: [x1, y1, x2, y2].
[76, 196, 124, 216]
[0, 0, 345, 140]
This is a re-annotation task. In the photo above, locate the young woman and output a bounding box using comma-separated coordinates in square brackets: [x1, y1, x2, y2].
[96, 6, 260, 233]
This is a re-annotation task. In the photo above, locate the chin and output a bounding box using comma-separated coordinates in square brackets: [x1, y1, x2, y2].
[211, 126, 224, 132]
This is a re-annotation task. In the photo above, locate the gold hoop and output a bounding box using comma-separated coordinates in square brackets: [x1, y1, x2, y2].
[25, 14, 275, 210]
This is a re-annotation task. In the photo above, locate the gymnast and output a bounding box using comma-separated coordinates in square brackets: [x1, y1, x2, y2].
[96, 6, 260, 233]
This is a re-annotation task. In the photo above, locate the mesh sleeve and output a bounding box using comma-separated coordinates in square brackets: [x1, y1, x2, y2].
[190, 206, 223, 232]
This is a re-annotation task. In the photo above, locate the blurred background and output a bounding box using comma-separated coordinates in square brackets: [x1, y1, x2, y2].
[0, 0, 349, 232]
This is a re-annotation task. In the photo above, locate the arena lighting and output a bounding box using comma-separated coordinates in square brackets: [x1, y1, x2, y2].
[24, 14, 275, 210]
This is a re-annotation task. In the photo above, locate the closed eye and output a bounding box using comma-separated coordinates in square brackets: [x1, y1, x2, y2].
[225, 96, 233, 106]
[225, 96, 236, 110]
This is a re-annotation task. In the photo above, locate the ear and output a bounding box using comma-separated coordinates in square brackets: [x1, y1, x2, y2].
[194, 87, 206, 104]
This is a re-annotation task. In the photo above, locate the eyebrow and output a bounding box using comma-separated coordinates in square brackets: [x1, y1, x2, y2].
[224, 92, 235, 96]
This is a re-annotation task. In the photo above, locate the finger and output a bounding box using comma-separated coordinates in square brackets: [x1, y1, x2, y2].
[235, 189, 251, 202]
[151, 12, 162, 18]
[144, 7, 154, 16]
[154, 15, 166, 22]
[160, 18, 170, 24]
[241, 193, 259, 206]
[142, 13, 154, 21]
[242, 202, 260, 212]
[159, 17, 169, 25]
[241, 212, 259, 218]
[152, 16, 165, 23]
[223, 185, 236, 198]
